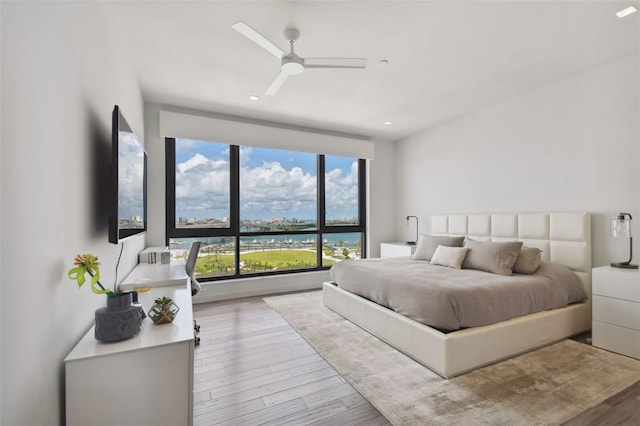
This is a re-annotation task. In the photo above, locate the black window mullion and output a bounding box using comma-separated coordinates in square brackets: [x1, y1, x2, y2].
[230, 145, 240, 277]
[317, 155, 326, 268]
[165, 138, 177, 246]
[359, 159, 367, 258]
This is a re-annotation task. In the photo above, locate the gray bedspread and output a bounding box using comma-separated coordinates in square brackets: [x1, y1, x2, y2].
[329, 258, 587, 331]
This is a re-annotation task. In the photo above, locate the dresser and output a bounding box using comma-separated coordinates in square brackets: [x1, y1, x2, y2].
[65, 272, 194, 425]
[592, 266, 640, 360]
[380, 242, 417, 258]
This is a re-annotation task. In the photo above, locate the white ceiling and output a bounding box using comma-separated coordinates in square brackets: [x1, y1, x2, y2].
[111, 0, 639, 142]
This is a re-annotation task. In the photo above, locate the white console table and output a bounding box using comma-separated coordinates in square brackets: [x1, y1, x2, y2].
[119, 259, 187, 290]
[65, 263, 194, 426]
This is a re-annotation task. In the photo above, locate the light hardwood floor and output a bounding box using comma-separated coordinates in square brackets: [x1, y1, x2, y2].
[192, 296, 390, 426]
[193, 294, 639, 426]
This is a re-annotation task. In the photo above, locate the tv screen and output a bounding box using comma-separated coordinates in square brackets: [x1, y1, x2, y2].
[109, 105, 147, 244]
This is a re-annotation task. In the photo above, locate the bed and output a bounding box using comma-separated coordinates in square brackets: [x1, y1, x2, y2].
[322, 212, 591, 378]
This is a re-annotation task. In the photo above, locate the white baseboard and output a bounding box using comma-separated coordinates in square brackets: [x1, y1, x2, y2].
[192, 270, 330, 303]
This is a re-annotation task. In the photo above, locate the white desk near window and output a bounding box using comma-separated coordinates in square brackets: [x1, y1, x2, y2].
[64, 261, 194, 426]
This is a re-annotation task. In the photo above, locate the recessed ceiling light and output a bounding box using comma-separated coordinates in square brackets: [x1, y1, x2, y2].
[249, 95, 260, 101]
[379, 59, 389, 65]
[616, 6, 637, 18]
[383, 121, 393, 126]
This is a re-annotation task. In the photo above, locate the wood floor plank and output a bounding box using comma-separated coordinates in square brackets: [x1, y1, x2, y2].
[215, 367, 342, 404]
[207, 370, 295, 399]
[194, 397, 265, 425]
[194, 366, 285, 394]
[268, 353, 325, 373]
[260, 400, 349, 426]
[287, 358, 333, 376]
[355, 414, 393, 426]
[262, 375, 348, 408]
[214, 398, 310, 426]
[561, 380, 640, 425]
[194, 365, 272, 386]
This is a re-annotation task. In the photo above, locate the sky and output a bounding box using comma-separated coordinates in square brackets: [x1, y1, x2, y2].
[174, 139, 359, 221]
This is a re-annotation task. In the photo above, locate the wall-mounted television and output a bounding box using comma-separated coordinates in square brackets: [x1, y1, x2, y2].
[109, 105, 147, 244]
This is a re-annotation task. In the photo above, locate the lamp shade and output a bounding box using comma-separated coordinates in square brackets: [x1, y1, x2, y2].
[610, 212, 637, 269]
[611, 216, 631, 237]
[406, 215, 418, 245]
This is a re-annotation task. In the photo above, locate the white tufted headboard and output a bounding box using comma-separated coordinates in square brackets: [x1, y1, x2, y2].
[431, 212, 592, 297]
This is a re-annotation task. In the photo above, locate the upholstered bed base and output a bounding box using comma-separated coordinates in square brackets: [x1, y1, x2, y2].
[322, 212, 592, 378]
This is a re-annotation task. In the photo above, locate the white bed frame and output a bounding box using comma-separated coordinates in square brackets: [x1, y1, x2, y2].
[323, 212, 591, 378]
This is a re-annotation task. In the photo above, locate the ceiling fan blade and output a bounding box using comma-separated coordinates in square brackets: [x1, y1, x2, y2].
[231, 21, 285, 59]
[304, 58, 368, 69]
[265, 70, 290, 95]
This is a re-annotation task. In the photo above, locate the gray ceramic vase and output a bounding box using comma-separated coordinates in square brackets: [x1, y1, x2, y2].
[94, 292, 144, 342]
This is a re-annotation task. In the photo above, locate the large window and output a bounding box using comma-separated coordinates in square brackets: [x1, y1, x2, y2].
[166, 138, 366, 281]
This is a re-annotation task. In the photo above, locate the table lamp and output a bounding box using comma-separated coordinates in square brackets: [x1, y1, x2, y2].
[611, 212, 638, 269]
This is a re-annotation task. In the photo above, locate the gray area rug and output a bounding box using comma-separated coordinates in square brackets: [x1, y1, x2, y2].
[264, 291, 640, 425]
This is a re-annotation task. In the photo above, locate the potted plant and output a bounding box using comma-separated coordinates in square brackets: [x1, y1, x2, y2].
[68, 253, 143, 342]
[148, 296, 180, 324]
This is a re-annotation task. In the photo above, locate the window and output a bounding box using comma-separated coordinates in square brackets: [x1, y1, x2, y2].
[174, 140, 230, 229]
[240, 147, 317, 228]
[166, 138, 366, 281]
[325, 155, 360, 226]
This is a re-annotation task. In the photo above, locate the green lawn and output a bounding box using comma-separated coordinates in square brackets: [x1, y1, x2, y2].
[194, 249, 336, 276]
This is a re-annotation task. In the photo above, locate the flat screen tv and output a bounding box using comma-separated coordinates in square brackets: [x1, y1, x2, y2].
[109, 105, 147, 244]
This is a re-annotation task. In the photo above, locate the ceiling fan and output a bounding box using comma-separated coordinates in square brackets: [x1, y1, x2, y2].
[231, 21, 367, 95]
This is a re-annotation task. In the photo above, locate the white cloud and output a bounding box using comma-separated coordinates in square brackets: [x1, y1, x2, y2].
[175, 149, 359, 220]
[175, 153, 230, 218]
[240, 160, 317, 218]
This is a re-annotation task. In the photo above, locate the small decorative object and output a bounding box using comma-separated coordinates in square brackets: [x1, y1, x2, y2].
[610, 213, 638, 269]
[68, 253, 143, 342]
[149, 296, 180, 324]
[406, 215, 419, 245]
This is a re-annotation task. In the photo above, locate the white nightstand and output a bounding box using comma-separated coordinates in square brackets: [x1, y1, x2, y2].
[380, 242, 417, 258]
[592, 266, 640, 360]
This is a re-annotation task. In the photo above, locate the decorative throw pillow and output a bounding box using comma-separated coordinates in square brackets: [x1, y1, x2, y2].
[462, 239, 523, 276]
[412, 234, 466, 261]
[430, 245, 469, 269]
[513, 246, 543, 274]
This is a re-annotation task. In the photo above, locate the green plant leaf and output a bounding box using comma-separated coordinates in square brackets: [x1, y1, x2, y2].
[68, 267, 86, 288]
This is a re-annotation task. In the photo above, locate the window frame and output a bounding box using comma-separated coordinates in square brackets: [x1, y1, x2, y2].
[165, 137, 367, 280]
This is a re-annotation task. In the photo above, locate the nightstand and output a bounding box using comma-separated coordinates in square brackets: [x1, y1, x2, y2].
[592, 266, 640, 360]
[380, 242, 416, 258]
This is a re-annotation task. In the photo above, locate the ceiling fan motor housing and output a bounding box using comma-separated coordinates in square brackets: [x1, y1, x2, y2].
[282, 55, 304, 75]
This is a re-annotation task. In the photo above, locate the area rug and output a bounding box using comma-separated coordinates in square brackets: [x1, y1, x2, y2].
[264, 291, 640, 425]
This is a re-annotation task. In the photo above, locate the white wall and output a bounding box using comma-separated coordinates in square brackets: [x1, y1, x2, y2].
[144, 103, 396, 300]
[1, 3, 145, 425]
[396, 54, 639, 267]
[367, 139, 397, 257]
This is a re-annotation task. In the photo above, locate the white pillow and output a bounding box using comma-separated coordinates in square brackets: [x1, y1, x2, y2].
[412, 234, 465, 261]
[430, 245, 469, 269]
